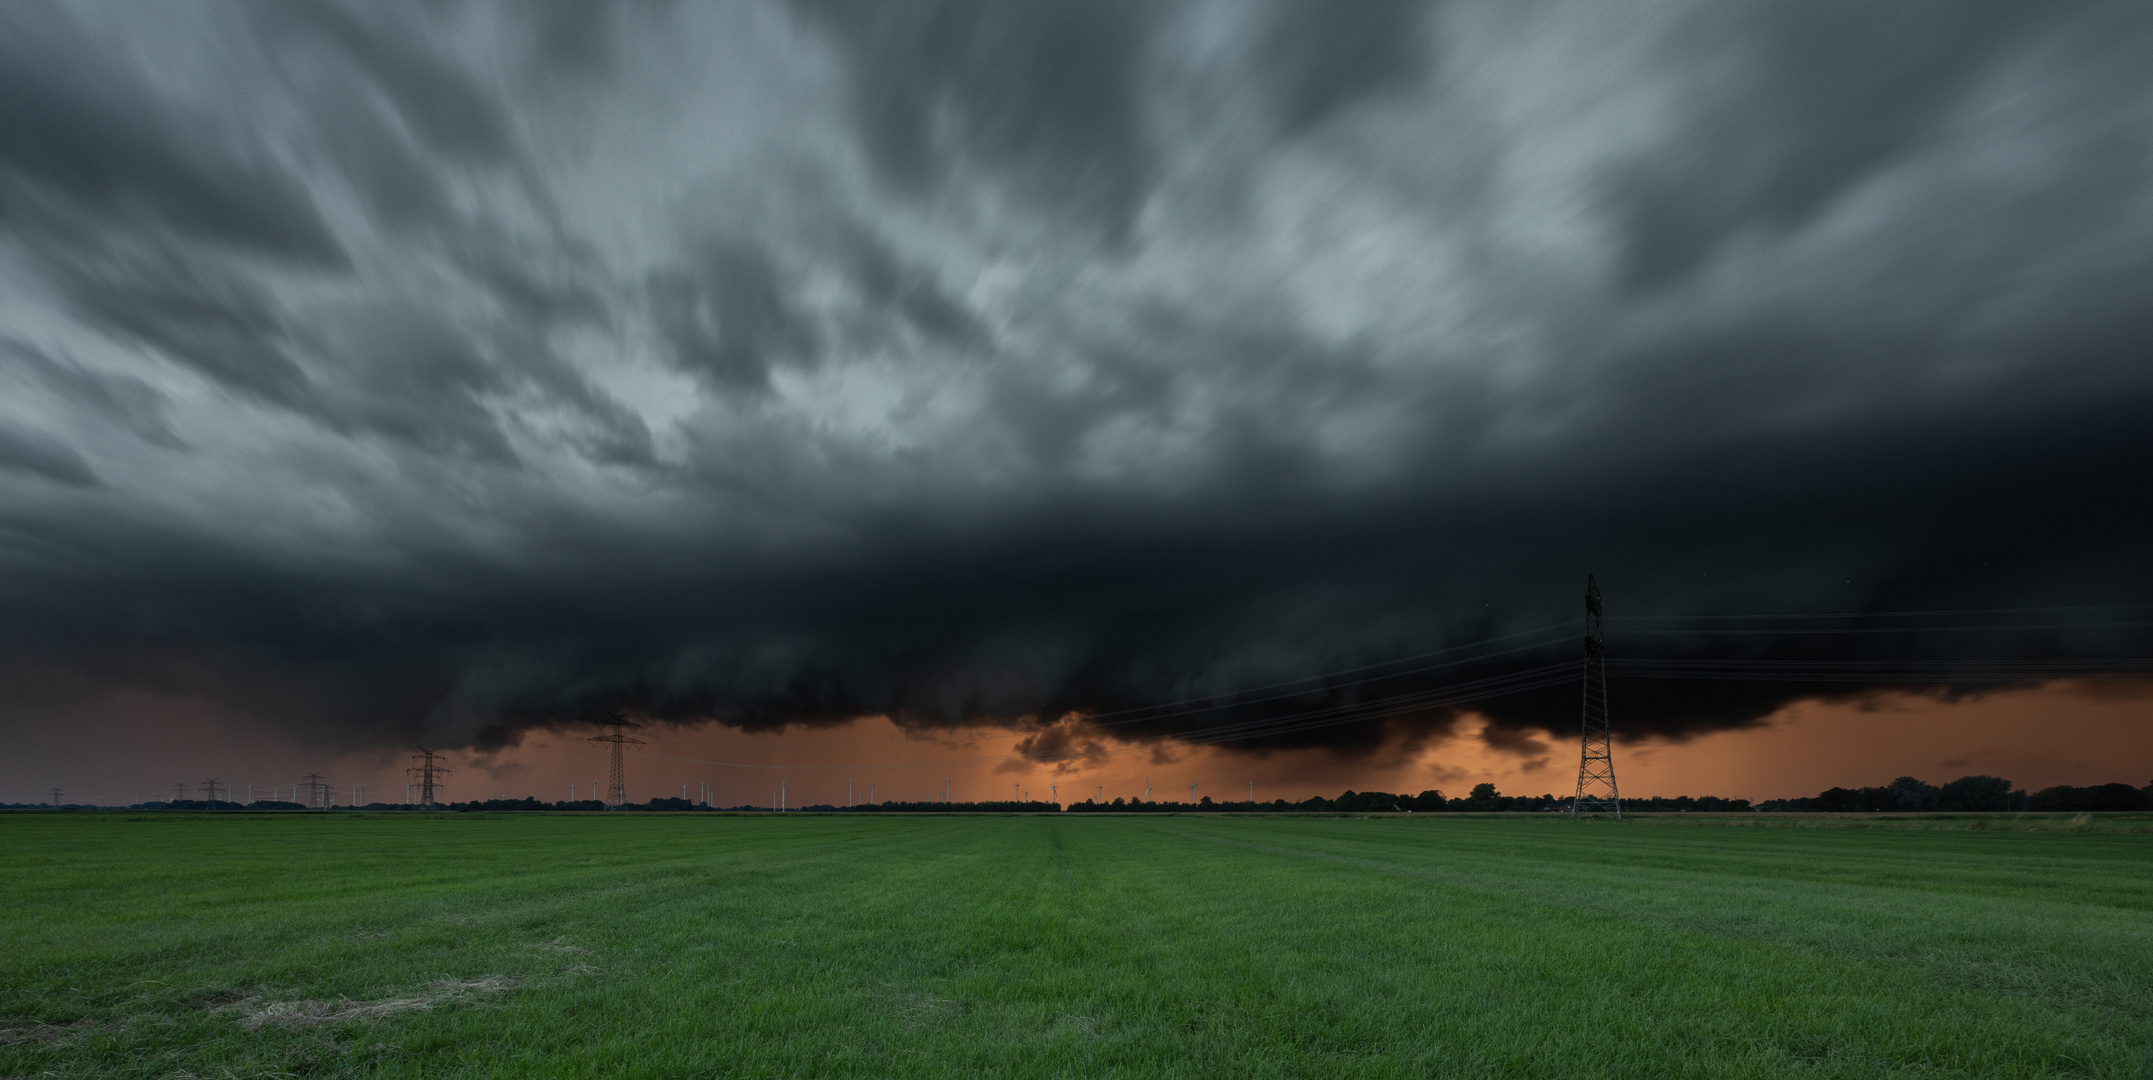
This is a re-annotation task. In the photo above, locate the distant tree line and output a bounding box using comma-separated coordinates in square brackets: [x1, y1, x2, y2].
[854, 800, 1059, 813]
[18, 776, 2150, 813]
[2025, 784, 2153, 811]
[1062, 784, 1754, 813]
[429, 798, 858, 812]
[1757, 775, 2153, 813]
[96, 800, 308, 811]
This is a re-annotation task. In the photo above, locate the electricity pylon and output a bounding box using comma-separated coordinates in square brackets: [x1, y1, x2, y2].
[589, 712, 643, 809]
[1571, 574, 1622, 818]
[408, 748, 450, 808]
[301, 773, 328, 809]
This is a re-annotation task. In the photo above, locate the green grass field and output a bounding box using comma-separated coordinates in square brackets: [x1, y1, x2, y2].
[3, 813, 2150, 1079]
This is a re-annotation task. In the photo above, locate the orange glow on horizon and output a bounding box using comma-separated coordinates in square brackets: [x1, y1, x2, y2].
[27, 679, 2142, 807]
[426, 680, 2153, 806]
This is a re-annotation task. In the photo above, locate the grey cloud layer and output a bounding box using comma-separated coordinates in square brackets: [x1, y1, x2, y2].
[2, 0, 2150, 760]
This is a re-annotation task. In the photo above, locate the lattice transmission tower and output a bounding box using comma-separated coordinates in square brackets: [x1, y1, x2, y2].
[1571, 574, 1622, 817]
[408, 747, 450, 809]
[590, 712, 643, 809]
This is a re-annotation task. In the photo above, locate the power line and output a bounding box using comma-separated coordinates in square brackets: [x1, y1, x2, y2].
[1611, 670, 2153, 684]
[1066, 606, 2147, 735]
[635, 643, 1586, 775]
[631, 659, 1580, 774]
[630, 640, 2116, 775]
[1611, 621, 2153, 636]
[1611, 657, 2153, 668]
[612, 597, 2153, 779]
[1159, 663, 1579, 747]
[1065, 621, 1584, 729]
[647, 610, 2151, 764]
[638, 609, 2151, 767]
[1610, 658, 2153, 675]
[1607, 603, 2153, 621]
[643, 622, 1586, 754]
[631, 663, 1581, 775]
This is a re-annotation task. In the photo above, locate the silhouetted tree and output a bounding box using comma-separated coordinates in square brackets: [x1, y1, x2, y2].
[1937, 775, 2014, 811]
[2029, 783, 2149, 812]
[1889, 776, 1940, 811]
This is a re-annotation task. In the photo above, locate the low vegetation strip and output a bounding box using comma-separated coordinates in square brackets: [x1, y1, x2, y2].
[2, 814, 2149, 1078]
[25, 771, 2146, 814]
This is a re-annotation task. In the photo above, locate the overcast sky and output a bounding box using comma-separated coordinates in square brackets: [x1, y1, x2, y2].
[3, 0, 2151, 789]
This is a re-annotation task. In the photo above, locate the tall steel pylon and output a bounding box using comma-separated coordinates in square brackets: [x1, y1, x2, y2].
[1571, 574, 1622, 818]
[589, 712, 643, 809]
[408, 747, 450, 809]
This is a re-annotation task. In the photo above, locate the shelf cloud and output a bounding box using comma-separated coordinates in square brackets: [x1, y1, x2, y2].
[2, 0, 2150, 763]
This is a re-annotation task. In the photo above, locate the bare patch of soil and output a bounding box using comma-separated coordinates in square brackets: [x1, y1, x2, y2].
[236, 977, 516, 1030]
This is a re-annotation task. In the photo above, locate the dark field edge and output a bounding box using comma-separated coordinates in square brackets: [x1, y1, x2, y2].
[5, 809, 2150, 833]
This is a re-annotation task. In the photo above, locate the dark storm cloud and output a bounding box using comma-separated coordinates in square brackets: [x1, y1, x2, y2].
[3, 338, 181, 449]
[2, 0, 2152, 780]
[650, 239, 816, 391]
[647, 201, 986, 392]
[0, 3, 342, 265]
[1608, 0, 2068, 289]
[252, 0, 519, 165]
[796, 0, 1158, 236]
[1261, 0, 1435, 134]
[0, 423, 98, 487]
